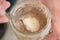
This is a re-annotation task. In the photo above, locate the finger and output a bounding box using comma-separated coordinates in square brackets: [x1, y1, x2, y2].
[0, 8, 5, 16]
[2, 1, 10, 10]
[0, 0, 5, 2]
[0, 0, 10, 16]
[0, 15, 9, 23]
[44, 26, 57, 40]
[0, 0, 6, 4]
[40, 0, 55, 12]
[52, 14, 60, 39]
[44, 32, 57, 40]
[43, 17, 57, 40]
[44, 16, 58, 40]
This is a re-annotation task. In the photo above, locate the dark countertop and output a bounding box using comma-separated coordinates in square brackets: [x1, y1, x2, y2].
[1, 23, 17, 40]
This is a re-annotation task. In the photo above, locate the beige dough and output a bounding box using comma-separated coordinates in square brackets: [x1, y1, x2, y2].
[23, 17, 40, 32]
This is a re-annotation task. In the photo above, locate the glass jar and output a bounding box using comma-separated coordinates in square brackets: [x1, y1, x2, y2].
[9, 0, 51, 40]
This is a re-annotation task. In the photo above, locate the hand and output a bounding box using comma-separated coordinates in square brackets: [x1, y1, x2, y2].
[0, 0, 10, 23]
[40, 0, 60, 40]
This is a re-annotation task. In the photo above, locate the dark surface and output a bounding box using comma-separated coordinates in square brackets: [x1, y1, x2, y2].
[0, 23, 7, 39]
